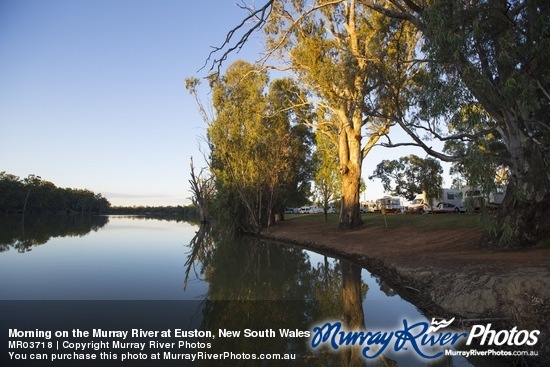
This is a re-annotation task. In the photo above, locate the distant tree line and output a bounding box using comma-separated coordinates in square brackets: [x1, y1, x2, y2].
[0, 172, 110, 215]
[107, 205, 198, 221]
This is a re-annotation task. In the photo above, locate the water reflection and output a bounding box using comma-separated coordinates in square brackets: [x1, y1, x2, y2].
[0, 215, 108, 253]
[183, 225, 408, 366]
[0, 216, 475, 365]
[183, 223, 213, 290]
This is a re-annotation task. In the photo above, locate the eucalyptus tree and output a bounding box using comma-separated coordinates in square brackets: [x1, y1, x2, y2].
[265, 78, 315, 221]
[314, 122, 342, 221]
[0, 172, 24, 214]
[259, 0, 420, 229]
[209, 0, 548, 247]
[207, 60, 313, 233]
[444, 128, 509, 203]
[208, 61, 268, 232]
[369, 154, 443, 203]
[355, 0, 549, 248]
[0, 172, 110, 214]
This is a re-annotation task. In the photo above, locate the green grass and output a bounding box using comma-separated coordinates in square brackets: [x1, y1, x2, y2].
[285, 213, 340, 224]
[285, 212, 484, 232]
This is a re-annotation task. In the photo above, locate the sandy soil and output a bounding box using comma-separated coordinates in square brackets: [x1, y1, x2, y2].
[261, 215, 550, 364]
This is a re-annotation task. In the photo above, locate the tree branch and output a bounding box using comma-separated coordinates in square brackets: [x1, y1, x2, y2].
[386, 119, 463, 162]
[202, 1, 275, 73]
[409, 121, 497, 142]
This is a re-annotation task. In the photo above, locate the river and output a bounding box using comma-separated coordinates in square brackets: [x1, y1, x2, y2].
[0, 215, 483, 366]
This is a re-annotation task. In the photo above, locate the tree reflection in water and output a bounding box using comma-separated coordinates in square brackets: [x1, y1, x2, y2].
[341, 260, 398, 367]
[183, 225, 400, 366]
[183, 222, 213, 290]
[0, 214, 109, 253]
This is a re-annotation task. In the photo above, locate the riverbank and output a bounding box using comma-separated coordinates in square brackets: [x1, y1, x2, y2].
[261, 213, 550, 365]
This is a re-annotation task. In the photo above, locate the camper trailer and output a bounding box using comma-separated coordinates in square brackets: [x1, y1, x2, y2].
[463, 187, 506, 211]
[407, 189, 464, 213]
[360, 201, 377, 214]
[375, 196, 403, 214]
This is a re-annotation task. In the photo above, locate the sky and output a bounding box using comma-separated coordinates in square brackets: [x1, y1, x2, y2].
[0, 0, 452, 207]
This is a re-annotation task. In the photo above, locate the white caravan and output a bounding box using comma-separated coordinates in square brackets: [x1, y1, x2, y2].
[407, 189, 465, 213]
[375, 196, 403, 213]
[463, 187, 506, 211]
[360, 201, 377, 213]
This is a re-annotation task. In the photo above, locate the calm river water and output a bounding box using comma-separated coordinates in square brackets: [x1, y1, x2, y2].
[0, 215, 479, 366]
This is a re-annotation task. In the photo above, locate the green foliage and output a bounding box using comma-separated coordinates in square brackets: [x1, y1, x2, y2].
[313, 123, 341, 217]
[481, 211, 515, 246]
[369, 155, 443, 201]
[0, 172, 110, 214]
[214, 0, 549, 245]
[206, 61, 314, 232]
[262, 0, 421, 228]
[445, 134, 508, 197]
[369, 0, 549, 247]
[421, 0, 549, 123]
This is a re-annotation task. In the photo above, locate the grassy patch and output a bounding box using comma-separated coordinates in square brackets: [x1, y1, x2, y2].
[366, 213, 484, 232]
[285, 213, 340, 224]
[285, 213, 484, 232]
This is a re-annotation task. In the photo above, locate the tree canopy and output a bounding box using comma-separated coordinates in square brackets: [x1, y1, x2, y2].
[260, 0, 421, 229]
[369, 154, 443, 201]
[314, 123, 342, 220]
[199, 61, 314, 233]
[206, 0, 549, 248]
[365, 0, 549, 248]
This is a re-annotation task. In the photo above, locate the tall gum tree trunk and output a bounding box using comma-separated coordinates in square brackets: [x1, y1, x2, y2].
[452, 52, 550, 249]
[339, 165, 362, 229]
[338, 127, 363, 230]
[484, 124, 550, 248]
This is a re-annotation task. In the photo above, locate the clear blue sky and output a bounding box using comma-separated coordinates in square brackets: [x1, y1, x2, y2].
[0, 0, 451, 207]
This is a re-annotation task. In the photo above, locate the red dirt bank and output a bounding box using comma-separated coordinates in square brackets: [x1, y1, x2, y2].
[261, 217, 550, 363]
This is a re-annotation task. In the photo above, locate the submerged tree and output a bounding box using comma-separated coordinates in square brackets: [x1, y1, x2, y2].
[188, 157, 214, 223]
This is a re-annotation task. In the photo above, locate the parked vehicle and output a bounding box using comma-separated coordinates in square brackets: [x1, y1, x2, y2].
[375, 196, 403, 214]
[298, 206, 323, 214]
[433, 202, 461, 213]
[463, 187, 505, 211]
[407, 189, 464, 213]
[360, 201, 377, 214]
[311, 206, 323, 214]
[407, 194, 430, 213]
